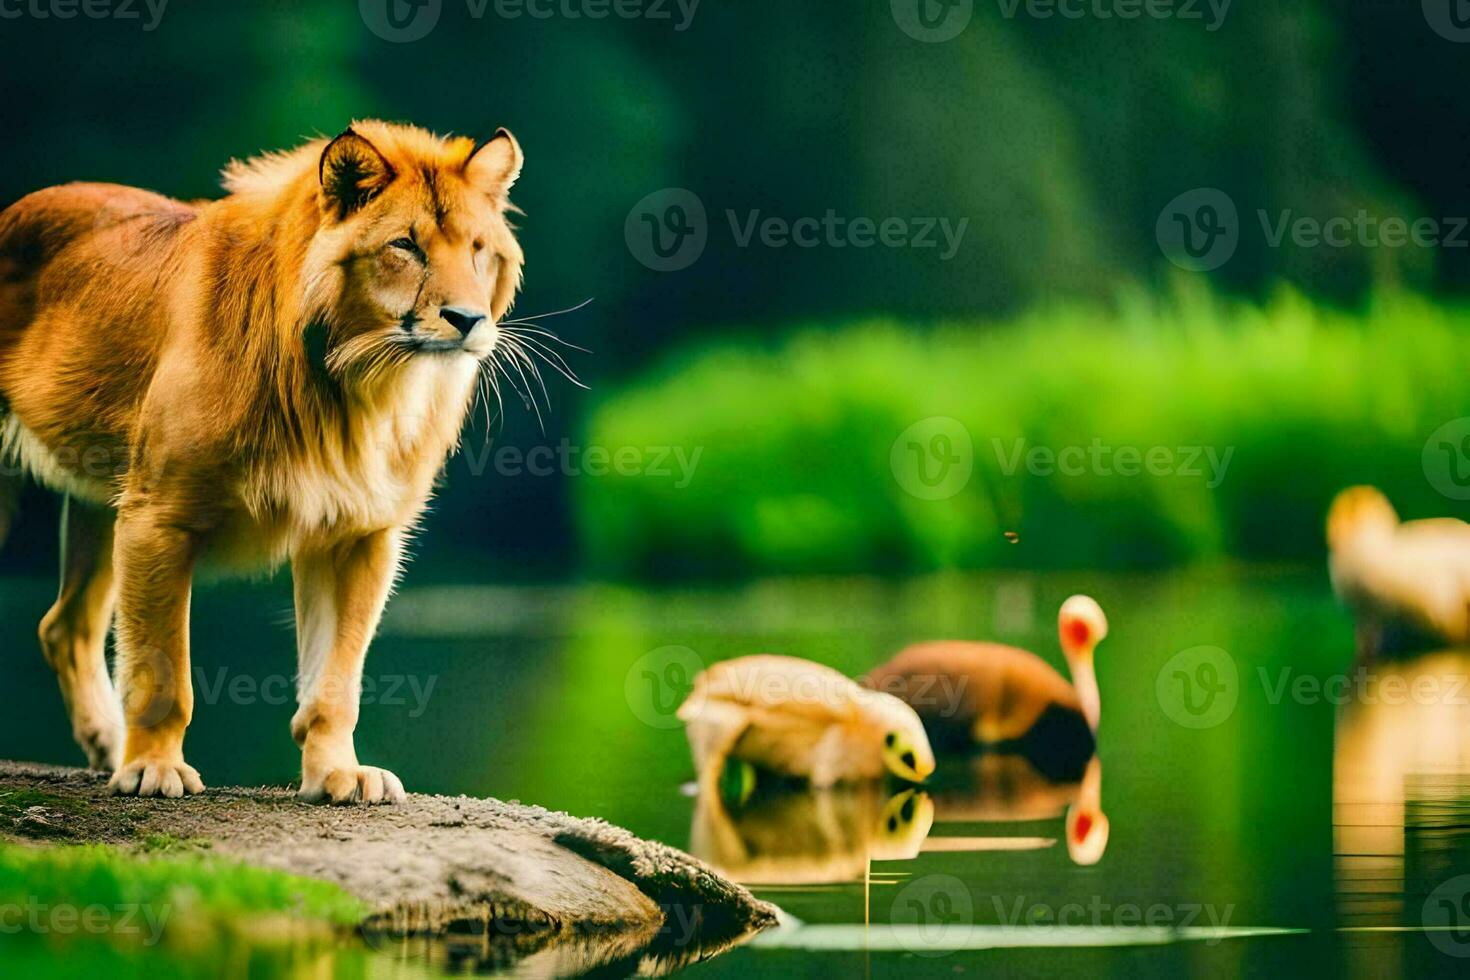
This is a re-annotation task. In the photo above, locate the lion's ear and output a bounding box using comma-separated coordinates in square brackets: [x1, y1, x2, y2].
[464, 128, 523, 202]
[319, 129, 394, 220]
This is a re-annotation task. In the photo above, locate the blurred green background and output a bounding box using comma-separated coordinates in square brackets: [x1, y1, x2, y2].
[1, 0, 1467, 578]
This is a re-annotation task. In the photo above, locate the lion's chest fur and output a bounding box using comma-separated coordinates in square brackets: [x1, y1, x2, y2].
[217, 359, 478, 569]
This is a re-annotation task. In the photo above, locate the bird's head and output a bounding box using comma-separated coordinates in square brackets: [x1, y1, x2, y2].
[1326, 485, 1398, 552]
[1058, 594, 1108, 663]
[866, 691, 936, 783]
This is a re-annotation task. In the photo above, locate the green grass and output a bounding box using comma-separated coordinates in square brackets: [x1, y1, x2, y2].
[578, 285, 1470, 577]
[0, 842, 370, 976]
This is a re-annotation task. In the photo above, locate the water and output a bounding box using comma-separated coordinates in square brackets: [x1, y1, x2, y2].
[1, 566, 1468, 977]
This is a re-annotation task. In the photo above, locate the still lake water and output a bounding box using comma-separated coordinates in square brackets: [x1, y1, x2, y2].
[2, 566, 1468, 977]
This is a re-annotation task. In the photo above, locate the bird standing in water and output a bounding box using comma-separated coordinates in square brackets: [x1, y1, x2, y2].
[678, 655, 936, 788]
[1327, 485, 1470, 658]
[863, 596, 1107, 780]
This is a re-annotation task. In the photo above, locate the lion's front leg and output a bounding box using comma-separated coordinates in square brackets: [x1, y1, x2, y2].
[108, 505, 203, 798]
[291, 529, 406, 805]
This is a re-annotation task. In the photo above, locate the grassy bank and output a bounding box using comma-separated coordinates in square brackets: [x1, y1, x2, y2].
[578, 287, 1470, 577]
[0, 840, 367, 977]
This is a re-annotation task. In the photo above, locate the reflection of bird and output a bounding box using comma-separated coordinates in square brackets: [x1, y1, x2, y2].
[925, 752, 1109, 866]
[1064, 756, 1108, 866]
[690, 778, 934, 885]
[1327, 486, 1470, 657]
[863, 596, 1106, 779]
[928, 752, 1084, 823]
[678, 655, 936, 787]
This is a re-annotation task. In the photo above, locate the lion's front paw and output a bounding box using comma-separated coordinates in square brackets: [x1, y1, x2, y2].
[108, 756, 204, 798]
[299, 765, 406, 806]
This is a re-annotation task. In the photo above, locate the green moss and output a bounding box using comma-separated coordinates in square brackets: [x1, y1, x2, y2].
[579, 287, 1470, 576]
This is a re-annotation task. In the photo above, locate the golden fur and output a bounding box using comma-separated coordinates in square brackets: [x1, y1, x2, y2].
[0, 121, 526, 801]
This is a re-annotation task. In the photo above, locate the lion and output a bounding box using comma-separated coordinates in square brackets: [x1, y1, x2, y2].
[0, 121, 526, 802]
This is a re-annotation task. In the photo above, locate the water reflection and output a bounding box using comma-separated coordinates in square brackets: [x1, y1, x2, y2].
[690, 775, 933, 885]
[1333, 649, 1470, 971]
[928, 752, 1109, 865]
[690, 749, 1109, 886]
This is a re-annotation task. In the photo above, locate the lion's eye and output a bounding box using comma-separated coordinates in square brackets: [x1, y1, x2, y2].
[388, 237, 421, 256]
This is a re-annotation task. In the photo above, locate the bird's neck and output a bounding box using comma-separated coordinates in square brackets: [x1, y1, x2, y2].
[1067, 655, 1100, 732]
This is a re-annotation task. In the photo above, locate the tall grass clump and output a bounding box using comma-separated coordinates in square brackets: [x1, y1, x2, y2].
[578, 286, 1470, 578]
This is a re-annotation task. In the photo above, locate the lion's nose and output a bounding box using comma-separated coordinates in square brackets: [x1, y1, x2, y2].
[440, 306, 487, 337]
